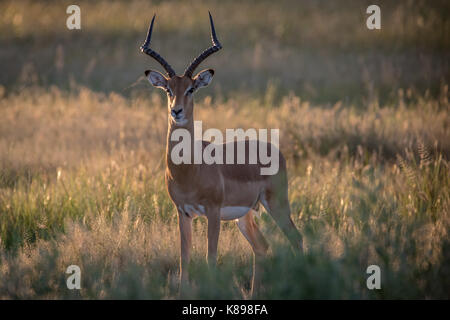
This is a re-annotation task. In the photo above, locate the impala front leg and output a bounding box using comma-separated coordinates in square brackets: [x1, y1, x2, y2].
[178, 208, 192, 294]
[206, 206, 221, 267]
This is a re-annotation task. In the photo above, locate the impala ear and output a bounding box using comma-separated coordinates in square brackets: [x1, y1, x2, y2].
[193, 69, 214, 89]
[145, 70, 168, 89]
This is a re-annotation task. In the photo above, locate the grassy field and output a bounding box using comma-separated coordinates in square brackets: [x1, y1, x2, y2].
[0, 0, 449, 299]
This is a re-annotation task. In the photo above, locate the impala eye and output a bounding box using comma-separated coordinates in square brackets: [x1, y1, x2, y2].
[186, 88, 195, 96]
[166, 89, 173, 97]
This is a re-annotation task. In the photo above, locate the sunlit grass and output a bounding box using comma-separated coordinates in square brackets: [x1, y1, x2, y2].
[0, 86, 448, 298]
[0, 0, 448, 299]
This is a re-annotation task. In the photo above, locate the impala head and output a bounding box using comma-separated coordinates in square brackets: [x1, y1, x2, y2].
[140, 13, 222, 126]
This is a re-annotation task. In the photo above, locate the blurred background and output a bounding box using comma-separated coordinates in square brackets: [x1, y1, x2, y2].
[1, 0, 448, 104]
[0, 0, 449, 299]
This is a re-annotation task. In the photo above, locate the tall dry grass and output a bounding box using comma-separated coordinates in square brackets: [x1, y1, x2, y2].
[1, 0, 448, 103]
[0, 0, 449, 299]
[0, 86, 448, 298]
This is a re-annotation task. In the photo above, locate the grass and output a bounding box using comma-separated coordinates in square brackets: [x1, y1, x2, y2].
[0, 86, 448, 299]
[1, 0, 449, 103]
[0, 0, 449, 299]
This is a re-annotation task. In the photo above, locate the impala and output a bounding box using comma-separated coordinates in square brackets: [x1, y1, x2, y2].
[140, 13, 303, 296]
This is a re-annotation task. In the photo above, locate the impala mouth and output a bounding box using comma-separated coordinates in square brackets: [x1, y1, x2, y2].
[172, 116, 188, 126]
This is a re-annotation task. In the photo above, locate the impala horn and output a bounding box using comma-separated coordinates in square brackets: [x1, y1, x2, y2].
[140, 14, 176, 78]
[183, 12, 222, 78]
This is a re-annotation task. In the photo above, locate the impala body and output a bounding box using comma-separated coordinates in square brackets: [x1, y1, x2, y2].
[140, 13, 303, 297]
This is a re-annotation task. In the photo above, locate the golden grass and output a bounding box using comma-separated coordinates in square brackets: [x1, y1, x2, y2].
[0, 0, 449, 299]
[1, 0, 448, 102]
[0, 86, 448, 298]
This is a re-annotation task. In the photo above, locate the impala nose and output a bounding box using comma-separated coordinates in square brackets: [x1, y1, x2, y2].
[171, 108, 183, 118]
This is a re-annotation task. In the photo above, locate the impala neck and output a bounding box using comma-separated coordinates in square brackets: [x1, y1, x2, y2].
[166, 115, 197, 181]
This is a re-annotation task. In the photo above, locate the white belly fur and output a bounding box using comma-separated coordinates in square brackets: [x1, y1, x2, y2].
[183, 204, 251, 220]
[220, 206, 251, 220]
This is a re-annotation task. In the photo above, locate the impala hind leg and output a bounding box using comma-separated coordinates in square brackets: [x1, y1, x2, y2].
[237, 210, 269, 297]
[261, 188, 303, 253]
